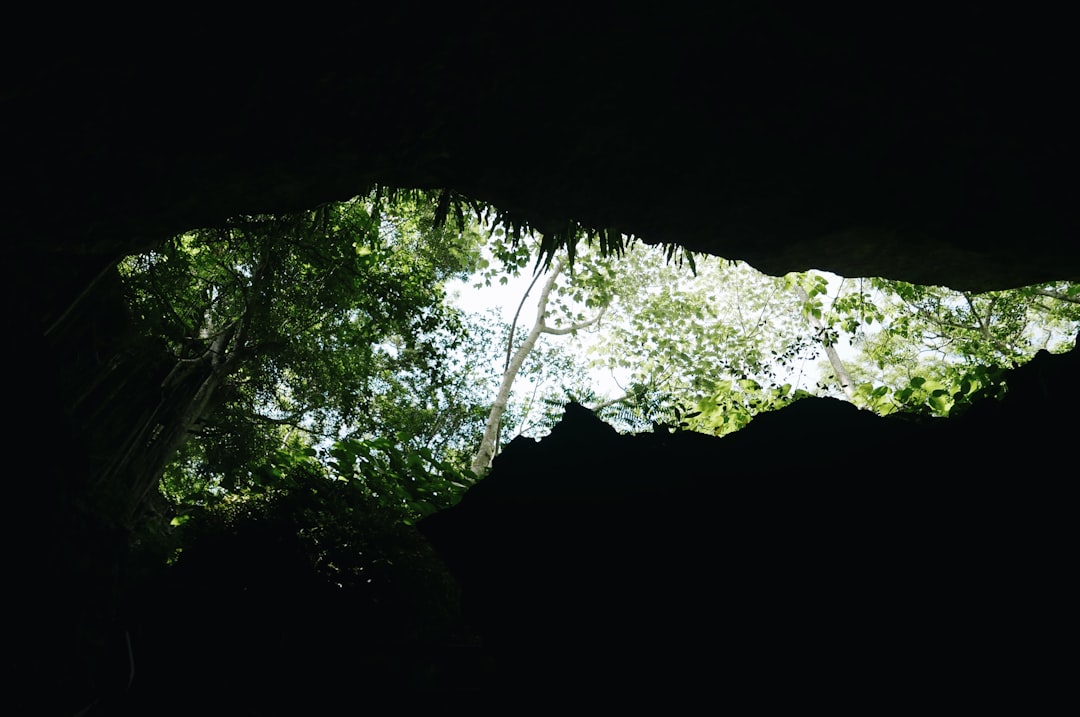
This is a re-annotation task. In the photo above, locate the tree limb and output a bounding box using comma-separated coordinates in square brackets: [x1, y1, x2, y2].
[1030, 288, 1080, 305]
[539, 304, 608, 335]
[795, 284, 856, 401]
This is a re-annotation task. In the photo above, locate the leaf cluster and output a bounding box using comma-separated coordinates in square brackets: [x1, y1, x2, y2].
[118, 190, 488, 505]
[154, 450, 468, 656]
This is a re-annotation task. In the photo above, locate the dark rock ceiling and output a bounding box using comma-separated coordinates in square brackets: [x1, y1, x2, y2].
[6, 3, 1078, 305]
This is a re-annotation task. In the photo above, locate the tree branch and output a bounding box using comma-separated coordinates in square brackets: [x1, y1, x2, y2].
[795, 284, 856, 401]
[505, 266, 547, 373]
[589, 392, 631, 412]
[1031, 288, 1080, 305]
[540, 304, 608, 335]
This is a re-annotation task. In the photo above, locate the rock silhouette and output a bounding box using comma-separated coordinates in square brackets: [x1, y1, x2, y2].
[421, 342, 1077, 709]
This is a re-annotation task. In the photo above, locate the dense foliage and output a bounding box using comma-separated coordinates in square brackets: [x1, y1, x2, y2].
[118, 191, 1079, 524]
[118, 191, 486, 518]
[462, 231, 1079, 440]
[112, 193, 1077, 712]
[124, 449, 481, 711]
[793, 274, 1080, 417]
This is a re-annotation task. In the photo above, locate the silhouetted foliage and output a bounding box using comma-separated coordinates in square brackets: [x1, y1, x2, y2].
[123, 457, 486, 713]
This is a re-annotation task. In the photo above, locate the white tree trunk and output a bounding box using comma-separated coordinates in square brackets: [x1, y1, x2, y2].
[470, 258, 607, 475]
[795, 284, 856, 401]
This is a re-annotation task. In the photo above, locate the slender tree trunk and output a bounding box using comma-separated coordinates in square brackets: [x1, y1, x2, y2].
[471, 262, 563, 474]
[795, 284, 856, 401]
[471, 258, 607, 475]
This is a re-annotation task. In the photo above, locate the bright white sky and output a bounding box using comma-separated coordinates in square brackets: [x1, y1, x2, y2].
[446, 269, 538, 325]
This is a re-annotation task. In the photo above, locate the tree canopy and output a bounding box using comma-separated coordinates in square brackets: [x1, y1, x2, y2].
[115, 189, 1079, 527]
[118, 191, 485, 519]
[106, 189, 1079, 713]
[448, 227, 1080, 448]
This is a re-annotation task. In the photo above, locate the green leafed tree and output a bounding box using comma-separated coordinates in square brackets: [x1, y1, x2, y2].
[584, 244, 821, 436]
[457, 230, 821, 455]
[464, 227, 1079, 451]
[469, 253, 612, 473]
[784, 273, 1080, 417]
[117, 191, 484, 520]
[118, 186, 1080, 522]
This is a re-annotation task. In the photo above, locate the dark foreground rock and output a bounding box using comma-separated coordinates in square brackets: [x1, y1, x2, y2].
[420, 342, 1077, 710]
[52, 342, 1076, 714]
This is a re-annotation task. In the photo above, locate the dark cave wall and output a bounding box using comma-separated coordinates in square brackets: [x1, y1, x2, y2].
[420, 353, 1078, 707]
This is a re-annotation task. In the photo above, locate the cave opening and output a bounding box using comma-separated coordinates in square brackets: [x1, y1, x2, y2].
[9, 7, 1079, 711]
[39, 189, 1077, 713]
